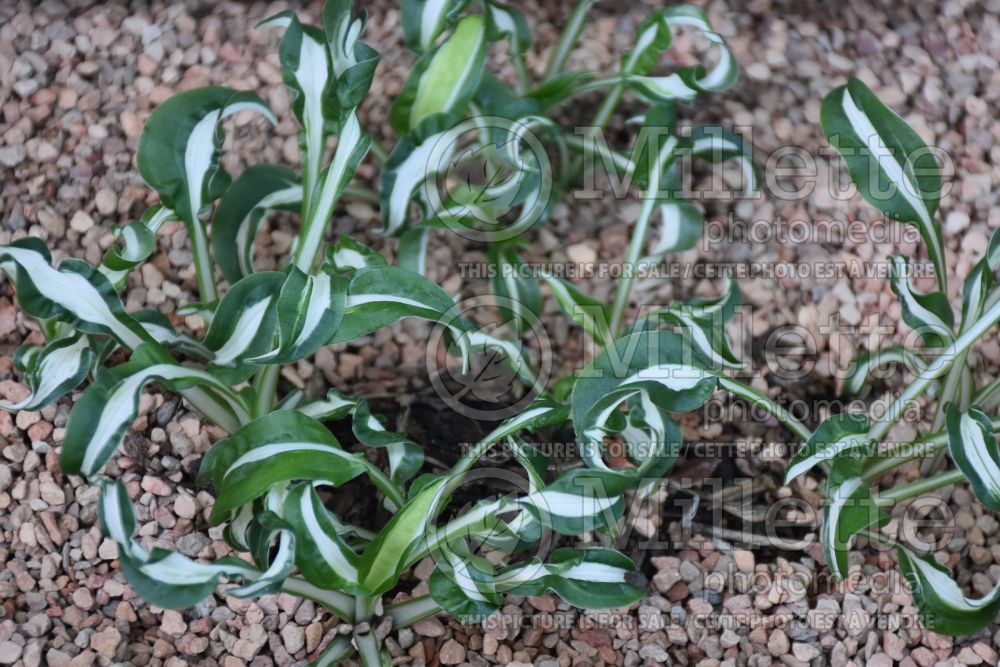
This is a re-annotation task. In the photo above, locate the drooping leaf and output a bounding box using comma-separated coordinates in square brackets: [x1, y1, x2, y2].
[822, 447, 885, 580]
[821, 77, 945, 289]
[0, 334, 93, 411]
[842, 345, 926, 396]
[203, 272, 284, 383]
[946, 405, 1000, 512]
[402, 0, 469, 52]
[99, 206, 174, 289]
[495, 548, 643, 609]
[538, 272, 612, 345]
[488, 245, 541, 335]
[785, 413, 871, 484]
[280, 482, 363, 593]
[889, 255, 954, 347]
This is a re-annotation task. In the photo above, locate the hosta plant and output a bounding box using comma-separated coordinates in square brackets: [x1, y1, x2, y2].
[783, 77, 1000, 635]
[0, 1, 774, 665]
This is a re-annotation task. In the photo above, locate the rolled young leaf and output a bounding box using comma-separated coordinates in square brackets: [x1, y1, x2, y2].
[888, 255, 954, 347]
[945, 404, 1000, 512]
[99, 206, 174, 290]
[842, 345, 926, 396]
[0, 334, 93, 411]
[821, 78, 945, 289]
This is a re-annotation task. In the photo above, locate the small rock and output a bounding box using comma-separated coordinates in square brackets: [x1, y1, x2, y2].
[732, 549, 755, 573]
[438, 639, 466, 665]
[161, 610, 186, 637]
[0, 641, 23, 665]
[0, 145, 26, 167]
[767, 629, 789, 656]
[178, 634, 209, 656]
[174, 494, 197, 519]
[141, 475, 171, 496]
[72, 588, 94, 610]
[90, 627, 121, 660]
[70, 211, 95, 233]
[95, 189, 117, 215]
[280, 625, 304, 654]
[412, 617, 446, 638]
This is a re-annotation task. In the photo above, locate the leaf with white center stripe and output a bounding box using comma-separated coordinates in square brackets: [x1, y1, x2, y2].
[97, 478, 271, 608]
[380, 113, 461, 235]
[655, 306, 743, 371]
[822, 448, 886, 580]
[329, 265, 472, 346]
[639, 199, 703, 264]
[280, 482, 363, 594]
[519, 469, 628, 535]
[538, 272, 612, 346]
[61, 343, 252, 477]
[246, 267, 347, 365]
[946, 405, 1000, 513]
[895, 543, 1000, 635]
[298, 387, 360, 421]
[397, 226, 430, 276]
[260, 13, 332, 207]
[889, 255, 954, 347]
[785, 413, 871, 484]
[428, 539, 501, 622]
[401, 0, 467, 52]
[323, 0, 380, 111]
[488, 245, 541, 335]
[352, 398, 424, 487]
[137, 86, 276, 226]
[822, 78, 945, 289]
[133, 310, 213, 361]
[0, 334, 93, 411]
[203, 272, 284, 383]
[842, 345, 926, 396]
[326, 235, 387, 272]
[0, 238, 152, 349]
[485, 1, 531, 53]
[681, 126, 760, 196]
[390, 14, 486, 133]
[496, 548, 643, 609]
[960, 256, 992, 331]
[212, 165, 302, 284]
[99, 206, 173, 290]
[571, 331, 717, 472]
[200, 410, 369, 524]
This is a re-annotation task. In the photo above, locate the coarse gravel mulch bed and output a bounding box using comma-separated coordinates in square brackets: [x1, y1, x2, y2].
[2, 0, 1000, 665]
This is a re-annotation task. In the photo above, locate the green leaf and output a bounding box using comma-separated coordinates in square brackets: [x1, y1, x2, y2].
[519, 469, 627, 536]
[960, 256, 993, 331]
[392, 15, 487, 133]
[0, 334, 93, 411]
[402, 0, 469, 52]
[488, 245, 541, 335]
[821, 78, 945, 289]
[397, 226, 430, 275]
[0, 238, 152, 349]
[428, 540, 501, 622]
[538, 272, 612, 345]
[640, 200, 702, 262]
[61, 343, 251, 477]
[280, 482, 362, 593]
[203, 272, 285, 383]
[212, 165, 301, 283]
[496, 548, 643, 609]
[896, 544, 1000, 635]
[681, 126, 760, 195]
[785, 413, 871, 484]
[486, 1, 531, 53]
[99, 206, 174, 290]
[201, 410, 368, 524]
[137, 86, 275, 226]
[323, 0, 380, 110]
[946, 405, 1000, 513]
[326, 235, 388, 272]
[842, 345, 926, 396]
[572, 331, 717, 471]
[822, 448, 885, 580]
[889, 255, 954, 347]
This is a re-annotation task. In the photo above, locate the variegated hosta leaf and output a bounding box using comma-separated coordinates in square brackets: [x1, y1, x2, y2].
[896, 543, 1000, 635]
[987, 227, 1000, 273]
[0, 334, 93, 411]
[652, 285, 744, 371]
[0, 238, 152, 349]
[98, 478, 290, 608]
[259, 13, 333, 205]
[538, 272, 612, 345]
[396, 226, 430, 276]
[946, 405, 1000, 512]
[322, 0, 380, 110]
[571, 331, 717, 472]
[326, 235, 388, 272]
[280, 482, 363, 594]
[960, 256, 993, 331]
[842, 345, 926, 396]
[455, 329, 540, 391]
[61, 343, 251, 478]
[639, 199, 702, 264]
[889, 255, 954, 347]
[822, 448, 885, 580]
[488, 245, 541, 335]
[137, 86, 276, 226]
[99, 206, 174, 290]
[785, 413, 871, 484]
[352, 398, 424, 487]
[246, 267, 347, 366]
[381, 114, 459, 235]
[518, 468, 629, 536]
[390, 14, 487, 133]
[199, 410, 369, 524]
[212, 165, 302, 284]
[402, 0, 468, 52]
[494, 548, 643, 609]
[485, 1, 531, 54]
[681, 126, 760, 195]
[821, 78, 945, 289]
[328, 265, 472, 348]
[428, 540, 502, 622]
[202, 272, 284, 383]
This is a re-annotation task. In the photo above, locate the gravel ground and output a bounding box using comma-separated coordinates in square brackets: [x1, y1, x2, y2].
[2, 0, 1000, 665]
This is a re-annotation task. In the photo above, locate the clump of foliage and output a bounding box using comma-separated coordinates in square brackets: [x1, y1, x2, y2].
[0, 1, 766, 664]
[786, 77, 1000, 635]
